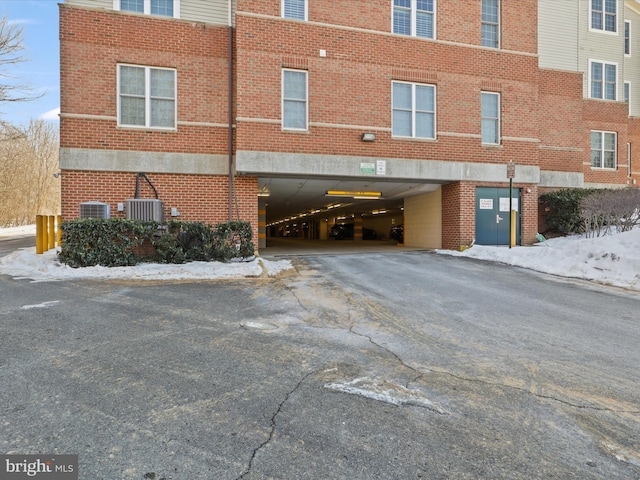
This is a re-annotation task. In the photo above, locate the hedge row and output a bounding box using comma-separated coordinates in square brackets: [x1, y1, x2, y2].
[540, 188, 640, 236]
[58, 219, 255, 268]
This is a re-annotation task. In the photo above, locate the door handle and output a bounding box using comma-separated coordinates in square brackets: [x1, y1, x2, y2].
[496, 214, 503, 223]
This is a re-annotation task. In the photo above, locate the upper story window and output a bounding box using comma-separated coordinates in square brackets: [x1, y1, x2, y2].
[591, 0, 616, 33]
[282, 69, 308, 131]
[115, 0, 179, 18]
[625, 20, 631, 55]
[118, 65, 176, 129]
[481, 0, 499, 48]
[283, 0, 307, 20]
[591, 131, 617, 169]
[392, 81, 436, 139]
[393, 0, 435, 39]
[590, 60, 617, 100]
[481, 92, 500, 144]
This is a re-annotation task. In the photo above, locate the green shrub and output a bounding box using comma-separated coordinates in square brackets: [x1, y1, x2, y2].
[539, 188, 598, 234]
[58, 218, 157, 268]
[58, 219, 255, 268]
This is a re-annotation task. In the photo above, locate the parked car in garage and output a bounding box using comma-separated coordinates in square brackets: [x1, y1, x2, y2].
[329, 224, 377, 240]
[390, 224, 404, 243]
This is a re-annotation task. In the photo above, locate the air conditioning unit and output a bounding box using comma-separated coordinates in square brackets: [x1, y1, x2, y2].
[79, 201, 110, 219]
[126, 199, 164, 222]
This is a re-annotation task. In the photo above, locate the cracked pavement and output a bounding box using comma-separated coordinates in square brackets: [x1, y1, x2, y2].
[1, 250, 640, 479]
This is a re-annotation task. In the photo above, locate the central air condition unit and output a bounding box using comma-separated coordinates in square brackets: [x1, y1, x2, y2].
[79, 201, 110, 219]
[126, 199, 164, 222]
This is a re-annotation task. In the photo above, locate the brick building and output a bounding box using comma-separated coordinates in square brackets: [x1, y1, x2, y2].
[59, 0, 640, 250]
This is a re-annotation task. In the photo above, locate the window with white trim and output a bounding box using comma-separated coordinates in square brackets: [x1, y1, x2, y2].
[118, 65, 176, 129]
[625, 20, 631, 55]
[116, 0, 179, 18]
[393, 0, 435, 39]
[624, 81, 630, 103]
[392, 81, 436, 139]
[481, 92, 500, 144]
[283, 0, 307, 20]
[591, 131, 617, 169]
[282, 69, 308, 130]
[481, 0, 499, 48]
[591, 0, 616, 32]
[590, 60, 617, 100]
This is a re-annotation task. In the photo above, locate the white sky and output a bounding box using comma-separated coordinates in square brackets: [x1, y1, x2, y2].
[1, 225, 639, 292]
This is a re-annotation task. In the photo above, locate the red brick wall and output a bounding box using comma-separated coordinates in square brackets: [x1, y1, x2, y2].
[60, 171, 258, 240]
[60, 4, 232, 153]
[237, 0, 537, 54]
[235, 13, 541, 166]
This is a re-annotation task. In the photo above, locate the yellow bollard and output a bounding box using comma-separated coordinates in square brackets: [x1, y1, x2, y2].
[36, 215, 44, 254]
[49, 216, 56, 250]
[57, 215, 62, 246]
[41, 215, 49, 252]
[510, 210, 517, 248]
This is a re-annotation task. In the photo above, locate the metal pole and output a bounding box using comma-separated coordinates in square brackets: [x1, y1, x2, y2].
[509, 177, 513, 249]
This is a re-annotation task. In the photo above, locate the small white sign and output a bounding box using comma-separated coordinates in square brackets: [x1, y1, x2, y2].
[499, 198, 519, 212]
[376, 160, 386, 175]
[479, 199, 493, 209]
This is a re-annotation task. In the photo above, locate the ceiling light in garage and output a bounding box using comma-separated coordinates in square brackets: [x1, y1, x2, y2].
[326, 190, 381, 199]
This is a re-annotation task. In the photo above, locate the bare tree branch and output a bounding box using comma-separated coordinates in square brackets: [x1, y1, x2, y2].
[0, 16, 44, 109]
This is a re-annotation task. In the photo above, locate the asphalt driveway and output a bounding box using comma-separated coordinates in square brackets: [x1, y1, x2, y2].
[1, 250, 639, 479]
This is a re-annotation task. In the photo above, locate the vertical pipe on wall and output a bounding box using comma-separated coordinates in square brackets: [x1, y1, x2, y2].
[228, 23, 235, 221]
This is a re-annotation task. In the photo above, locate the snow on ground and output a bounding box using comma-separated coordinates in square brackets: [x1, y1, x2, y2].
[1, 225, 639, 291]
[438, 228, 640, 291]
[0, 224, 292, 282]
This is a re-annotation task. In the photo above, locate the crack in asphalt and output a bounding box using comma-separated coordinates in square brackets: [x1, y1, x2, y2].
[235, 370, 317, 480]
[428, 368, 640, 415]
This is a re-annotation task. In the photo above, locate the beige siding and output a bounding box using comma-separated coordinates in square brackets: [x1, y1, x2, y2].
[625, 4, 640, 116]
[65, 0, 112, 9]
[181, 0, 231, 25]
[538, 0, 580, 71]
[65, 0, 232, 25]
[403, 189, 442, 249]
[579, 0, 626, 99]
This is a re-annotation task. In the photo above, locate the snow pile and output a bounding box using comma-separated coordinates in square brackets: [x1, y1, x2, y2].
[0, 225, 292, 282]
[439, 228, 640, 291]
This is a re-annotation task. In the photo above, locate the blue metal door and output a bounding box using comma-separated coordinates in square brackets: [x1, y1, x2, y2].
[475, 187, 521, 246]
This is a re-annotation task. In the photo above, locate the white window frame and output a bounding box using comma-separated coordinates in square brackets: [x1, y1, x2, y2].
[282, 0, 308, 20]
[391, 81, 436, 139]
[590, 0, 616, 33]
[392, 0, 436, 39]
[589, 59, 618, 100]
[114, 0, 180, 18]
[481, 91, 500, 145]
[591, 130, 617, 169]
[282, 69, 308, 131]
[625, 20, 631, 56]
[481, 0, 500, 48]
[117, 64, 177, 130]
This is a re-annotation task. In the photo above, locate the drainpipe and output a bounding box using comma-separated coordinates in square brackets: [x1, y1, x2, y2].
[228, 23, 235, 221]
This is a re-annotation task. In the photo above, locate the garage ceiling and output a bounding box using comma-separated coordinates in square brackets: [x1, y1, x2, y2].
[257, 177, 442, 224]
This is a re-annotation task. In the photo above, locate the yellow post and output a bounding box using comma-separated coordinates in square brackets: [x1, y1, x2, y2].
[510, 210, 517, 248]
[41, 215, 49, 252]
[57, 215, 63, 246]
[36, 215, 44, 254]
[48, 216, 56, 250]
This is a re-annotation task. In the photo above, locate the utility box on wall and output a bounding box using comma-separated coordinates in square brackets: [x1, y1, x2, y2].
[126, 199, 164, 223]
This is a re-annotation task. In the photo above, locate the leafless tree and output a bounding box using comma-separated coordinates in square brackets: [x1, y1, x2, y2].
[0, 120, 59, 227]
[0, 16, 43, 110]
